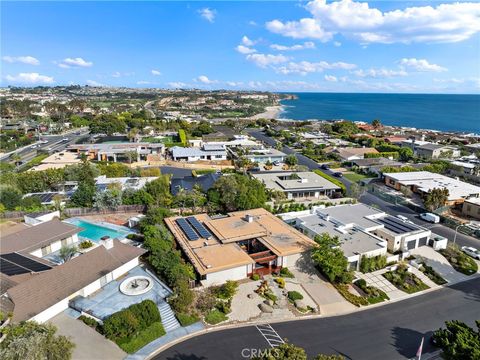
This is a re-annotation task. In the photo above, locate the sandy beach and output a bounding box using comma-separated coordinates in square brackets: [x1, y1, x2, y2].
[250, 105, 283, 119]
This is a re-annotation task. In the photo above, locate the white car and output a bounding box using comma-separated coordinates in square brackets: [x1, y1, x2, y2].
[397, 215, 409, 222]
[461, 246, 480, 260]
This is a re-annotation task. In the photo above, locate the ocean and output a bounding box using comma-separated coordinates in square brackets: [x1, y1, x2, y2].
[279, 93, 480, 134]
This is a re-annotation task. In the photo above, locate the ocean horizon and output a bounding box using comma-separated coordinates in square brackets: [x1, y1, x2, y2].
[279, 92, 480, 134]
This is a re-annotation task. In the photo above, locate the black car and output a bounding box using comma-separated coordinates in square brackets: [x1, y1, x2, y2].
[333, 172, 343, 178]
[320, 164, 330, 170]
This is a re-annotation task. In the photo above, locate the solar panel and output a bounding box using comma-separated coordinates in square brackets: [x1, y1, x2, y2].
[1, 253, 52, 273]
[186, 217, 212, 239]
[0, 258, 28, 276]
[176, 218, 199, 241]
[378, 217, 419, 234]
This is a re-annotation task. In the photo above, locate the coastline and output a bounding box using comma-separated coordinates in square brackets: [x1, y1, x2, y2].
[250, 105, 284, 119]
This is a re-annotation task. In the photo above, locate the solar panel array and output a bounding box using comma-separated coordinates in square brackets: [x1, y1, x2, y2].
[0, 253, 52, 276]
[187, 217, 213, 239]
[378, 216, 419, 234]
[176, 218, 199, 241]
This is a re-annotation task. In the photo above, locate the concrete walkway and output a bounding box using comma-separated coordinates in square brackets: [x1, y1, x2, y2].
[50, 312, 125, 360]
[356, 270, 405, 300]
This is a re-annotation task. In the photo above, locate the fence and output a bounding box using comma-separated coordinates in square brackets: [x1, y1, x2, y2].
[0, 205, 147, 220]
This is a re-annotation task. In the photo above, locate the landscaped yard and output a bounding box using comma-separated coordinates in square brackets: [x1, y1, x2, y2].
[419, 262, 447, 285]
[440, 245, 478, 275]
[383, 265, 430, 294]
[343, 172, 374, 183]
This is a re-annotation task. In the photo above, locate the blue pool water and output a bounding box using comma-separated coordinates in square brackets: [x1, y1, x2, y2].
[67, 219, 131, 242]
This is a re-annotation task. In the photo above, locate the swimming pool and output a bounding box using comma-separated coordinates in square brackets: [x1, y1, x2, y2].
[66, 218, 132, 242]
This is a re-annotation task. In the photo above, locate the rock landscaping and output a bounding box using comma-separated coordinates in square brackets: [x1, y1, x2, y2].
[383, 264, 429, 294]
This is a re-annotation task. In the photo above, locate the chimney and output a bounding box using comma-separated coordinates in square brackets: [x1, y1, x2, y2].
[245, 214, 254, 223]
[100, 236, 114, 249]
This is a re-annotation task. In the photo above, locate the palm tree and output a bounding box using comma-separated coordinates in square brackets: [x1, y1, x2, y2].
[372, 119, 382, 129]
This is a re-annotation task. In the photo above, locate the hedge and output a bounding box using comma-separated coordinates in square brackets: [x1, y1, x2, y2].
[313, 170, 346, 194]
[334, 283, 369, 307]
[178, 129, 187, 146]
[176, 312, 200, 327]
[287, 291, 304, 302]
[116, 322, 166, 354]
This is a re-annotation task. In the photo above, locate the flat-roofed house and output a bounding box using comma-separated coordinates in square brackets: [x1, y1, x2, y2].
[252, 171, 340, 200]
[68, 142, 165, 162]
[170, 144, 227, 162]
[416, 144, 461, 159]
[333, 147, 379, 161]
[164, 208, 315, 286]
[384, 171, 480, 205]
[462, 197, 480, 220]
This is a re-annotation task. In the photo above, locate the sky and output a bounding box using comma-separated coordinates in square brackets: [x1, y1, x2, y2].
[1, 0, 480, 93]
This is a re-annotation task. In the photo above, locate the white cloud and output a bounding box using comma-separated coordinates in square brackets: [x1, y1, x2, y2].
[5, 72, 54, 84]
[270, 41, 316, 51]
[399, 58, 447, 72]
[198, 8, 216, 23]
[266, 0, 480, 44]
[112, 72, 121, 78]
[236, 45, 257, 54]
[226, 81, 244, 87]
[324, 75, 338, 82]
[86, 80, 104, 86]
[2, 55, 39, 65]
[276, 60, 356, 75]
[242, 36, 256, 46]
[353, 68, 408, 78]
[248, 21, 258, 26]
[151, 69, 162, 76]
[333, 41, 342, 47]
[58, 57, 93, 68]
[168, 82, 187, 88]
[246, 53, 289, 68]
[137, 80, 151, 85]
[195, 75, 217, 84]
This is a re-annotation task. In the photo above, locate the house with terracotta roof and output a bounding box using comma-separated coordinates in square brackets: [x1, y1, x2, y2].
[164, 208, 315, 286]
[332, 147, 379, 161]
[0, 217, 146, 323]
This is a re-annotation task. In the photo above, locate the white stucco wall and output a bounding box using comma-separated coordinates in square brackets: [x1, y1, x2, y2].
[112, 258, 139, 279]
[31, 298, 70, 323]
[283, 253, 302, 268]
[203, 265, 248, 287]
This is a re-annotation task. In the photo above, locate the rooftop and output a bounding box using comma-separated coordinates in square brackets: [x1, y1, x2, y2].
[374, 215, 427, 236]
[170, 173, 221, 196]
[0, 219, 82, 254]
[252, 171, 340, 192]
[170, 146, 227, 158]
[335, 147, 379, 159]
[384, 171, 480, 201]
[317, 203, 386, 230]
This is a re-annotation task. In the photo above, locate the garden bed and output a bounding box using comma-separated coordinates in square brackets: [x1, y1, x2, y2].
[419, 262, 447, 285]
[383, 265, 429, 294]
[354, 279, 389, 304]
[440, 245, 478, 275]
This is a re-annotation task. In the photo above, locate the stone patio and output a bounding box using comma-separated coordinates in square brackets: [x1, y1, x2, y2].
[229, 280, 264, 322]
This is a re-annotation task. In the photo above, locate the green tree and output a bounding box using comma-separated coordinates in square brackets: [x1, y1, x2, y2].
[0, 321, 75, 360]
[144, 175, 172, 207]
[124, 150, 138, 164]
[424, 187, 449, 211]
[311, 233, 352, 284]
[58, 245, 77, 263]
[0, 186, 23, 210]
[371, 119, 381, 129]
[347, 182, 365, 200]
[93, 188, 122, 209]
[433, 320, 480, 360]
[70, 182, 95, 207]
[285, 154, 298, 167]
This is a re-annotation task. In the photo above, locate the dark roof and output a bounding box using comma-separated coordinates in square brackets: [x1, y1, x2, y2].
[375, 215, 423, 234]
[170, 173, 221, 196]
[7, 241, 146, 322]
[418, 143, 445, 151]
[0, 219, 81, 254]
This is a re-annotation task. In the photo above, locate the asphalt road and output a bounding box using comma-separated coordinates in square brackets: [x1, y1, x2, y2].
[155, 277, 480, 360]
[249, 130, 479, 248]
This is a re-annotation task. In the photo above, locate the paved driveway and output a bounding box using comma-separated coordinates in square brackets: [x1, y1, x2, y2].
[50, 312, 125, 360]
[411, 246, 475, 284]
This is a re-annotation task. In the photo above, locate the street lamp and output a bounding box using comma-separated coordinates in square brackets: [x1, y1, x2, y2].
[453, 222, 471, 244]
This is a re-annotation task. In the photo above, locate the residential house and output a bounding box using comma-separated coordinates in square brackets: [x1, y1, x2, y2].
[170, 144, 228, 162]
[68, 142, 165, 162]
[416, 144, 461, 159]
[462, 197, 480, 220]
[332, 147, 379, 161]
[252, 171, 340, 200]
[228, 146, 287, 164]
[164, 208, 315, 286]
[170, 172, 222, 196]
[384, 171, 480, 205]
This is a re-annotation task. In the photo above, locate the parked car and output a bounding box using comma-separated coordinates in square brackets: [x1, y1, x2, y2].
[272, 161, 281, 166]
[420, 212, 440, 223]
[461, 246, 480, 260]
[333, 172, 343, 178]
[320, 164, 330, 170]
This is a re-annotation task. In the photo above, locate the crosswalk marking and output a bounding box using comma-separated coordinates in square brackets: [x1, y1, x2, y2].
[255, 324, 285, 348]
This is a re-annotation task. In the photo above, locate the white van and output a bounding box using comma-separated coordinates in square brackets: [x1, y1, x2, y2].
[420, 212, 440, 224]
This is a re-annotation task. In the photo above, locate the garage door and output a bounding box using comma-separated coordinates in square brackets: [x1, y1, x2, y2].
[406, 240, 416, 250]
[418, 237, 428, 247]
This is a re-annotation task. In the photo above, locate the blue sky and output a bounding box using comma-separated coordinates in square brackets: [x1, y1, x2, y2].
[2, 1, 480, 93]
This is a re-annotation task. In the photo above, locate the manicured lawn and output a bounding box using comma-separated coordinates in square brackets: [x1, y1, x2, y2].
[383, 265, 429, 294]
[116, 322, 166, 354]
[343, 172, 373, 183]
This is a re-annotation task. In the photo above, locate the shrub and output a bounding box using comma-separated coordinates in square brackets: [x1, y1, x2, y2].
[204, 309, 228, 325]
[280, 267, 295, 278]
[176, 312, 200, 327]
[354, 279, 389, 304]
[213, 280, 238, 300]
[287, 291, 304, 302]
[440, 245, 478, 275]
[275, 277, 286, 289]
[264, 292, 278, 303]
[116, 322, 165, 354]
[383, 265, 429, 294]
[251, 273, 260, 281]
[78, 240, 94, 249]
[215, 300, 232, 314]
[195, 290, 217, 314]
[359, 255, 387, 273]
[334, 283, 369, 307]
[78, 315, 99, 329]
